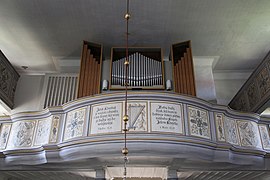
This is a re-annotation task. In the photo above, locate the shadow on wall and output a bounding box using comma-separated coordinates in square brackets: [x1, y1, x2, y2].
[12, 75, 45, 114]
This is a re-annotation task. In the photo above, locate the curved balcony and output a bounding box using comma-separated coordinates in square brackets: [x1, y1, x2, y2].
[0, 92, 270, 172]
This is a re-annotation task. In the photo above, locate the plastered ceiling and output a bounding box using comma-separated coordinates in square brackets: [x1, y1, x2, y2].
[1, 0, 270, 74]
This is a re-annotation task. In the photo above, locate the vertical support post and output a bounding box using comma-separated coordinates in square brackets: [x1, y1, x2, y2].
[95, 169, 106, 180]
[167, 168, 178, 180]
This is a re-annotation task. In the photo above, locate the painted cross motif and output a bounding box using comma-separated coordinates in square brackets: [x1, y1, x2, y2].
[64, 108, 86, 141]
[188, 106, 210, 139]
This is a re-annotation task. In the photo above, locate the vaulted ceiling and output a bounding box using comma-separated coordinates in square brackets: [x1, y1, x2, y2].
[1, 0, 270, 74]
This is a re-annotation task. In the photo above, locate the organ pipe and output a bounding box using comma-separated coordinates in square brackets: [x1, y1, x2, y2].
[171, 41, 196, 96]
[111, 50, 163, 89]
[78, 41, 103, 98]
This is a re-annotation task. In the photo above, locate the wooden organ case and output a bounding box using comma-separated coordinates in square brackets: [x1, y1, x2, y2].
[170, 41, 196, 96]
[110, 47, 165, 90]
[78, 41, 103, 98]
[77, 41, 196, 97]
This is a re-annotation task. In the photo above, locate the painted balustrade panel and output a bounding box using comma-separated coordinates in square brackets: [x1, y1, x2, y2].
[237, 120, 262, 148]
[150, 102, 183, 134]
[63, 108, 86, 141]
[224, 117, 240, 146]
[7, 120, 36, 149]
[187, 106, 210, 139]
[128, 101, 148, 132]
[49, 115, 60, 143]
[0, 123, 12, 149]
[214, 113, 226, 142]
[259, 124, 270, 150]
[34, 118, 52, 146]
[90, 102, 122, 135]
[0, 93, 269, 153]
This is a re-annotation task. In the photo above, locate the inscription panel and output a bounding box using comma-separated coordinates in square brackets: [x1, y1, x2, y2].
[90, 102, 122, 134]
[150, 102, 183, 134]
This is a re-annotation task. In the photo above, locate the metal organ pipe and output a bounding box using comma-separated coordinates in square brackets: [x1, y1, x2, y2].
[122, 58, 125, 86]
[154, 59, 156, 85]
[150, 58, 153, 86]
[112, 52, 163, 88]
[142, 55, 144, 86]
[146, 57, 149, 86]
[138, 53, 140, 86]
[128, 55, 131, 86]
[136, 52, 139, 86]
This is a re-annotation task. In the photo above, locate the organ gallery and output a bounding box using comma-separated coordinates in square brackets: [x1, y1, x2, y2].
[1, 0, 270, 179]
[77, 40, 196, 96]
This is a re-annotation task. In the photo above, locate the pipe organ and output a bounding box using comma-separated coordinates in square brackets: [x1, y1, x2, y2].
[76, 41, 196, 97]
[110, 48, 164, 89]
[78, 41, 103, 98]
[171, 41, 196, 96]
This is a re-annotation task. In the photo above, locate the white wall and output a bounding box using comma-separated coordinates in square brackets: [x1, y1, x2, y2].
[213, 71, 251, 105]
[193, 57, 217, 103]
[12, 75, 45, 114]
[9, 62, 251, 115]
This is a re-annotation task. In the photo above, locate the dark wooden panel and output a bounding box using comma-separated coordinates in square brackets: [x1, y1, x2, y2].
[0, 50, 20, 109]
[83, 49, 91, 97]
[96, 59, 101, 94]
[87, 54, 94, 96]
[173, 63, 178, 92]
[78, 44, 88, 98]
[184, 52, 191, 94]
[181, 57, 187, 94]
[92, 59, 98, 95]
[229, 50, 270, 113]
[177, 62, 182, 93]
